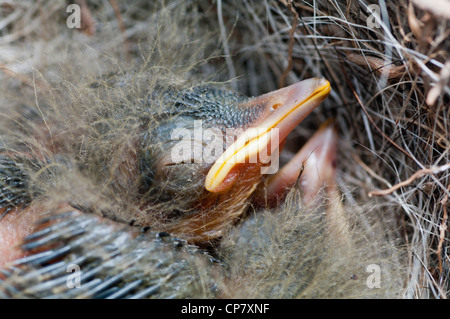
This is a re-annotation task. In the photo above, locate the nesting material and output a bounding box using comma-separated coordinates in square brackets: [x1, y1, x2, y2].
[0, 0, 448, 298]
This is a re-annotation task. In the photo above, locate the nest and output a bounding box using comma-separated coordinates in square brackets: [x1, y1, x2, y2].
[0, 0, 449, 298]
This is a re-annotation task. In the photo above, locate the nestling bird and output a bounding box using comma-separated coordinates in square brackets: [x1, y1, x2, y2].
[0, 71, 405, 298]
[0, 74, 330, 256]
[0, 1, 406, 298]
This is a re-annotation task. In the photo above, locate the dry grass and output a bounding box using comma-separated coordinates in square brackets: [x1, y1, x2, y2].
[215, 0, 450, 299]
[0, 0, 449, 298]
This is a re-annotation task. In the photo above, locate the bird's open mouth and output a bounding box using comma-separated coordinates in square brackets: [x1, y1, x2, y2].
[205, 78, 331, 193]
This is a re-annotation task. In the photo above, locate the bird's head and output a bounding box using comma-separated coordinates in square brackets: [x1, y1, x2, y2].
[137, 78, 331, 243]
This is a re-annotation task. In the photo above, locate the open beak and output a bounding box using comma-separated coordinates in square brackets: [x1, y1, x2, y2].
[253, 119, 338, 207]
[205, 78, 331, 193]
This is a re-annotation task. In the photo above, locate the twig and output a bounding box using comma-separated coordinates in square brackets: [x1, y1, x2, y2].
[76, 0, 95, 36]
[217, 0, 237, 91]
[278, 0, 316, 13]
[368, 163, 450, 197]
[437, 186, 449, 285]
[0, 64, 47, 90]
[109, 0, 130, 62]
[279, 0, 298, 88]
